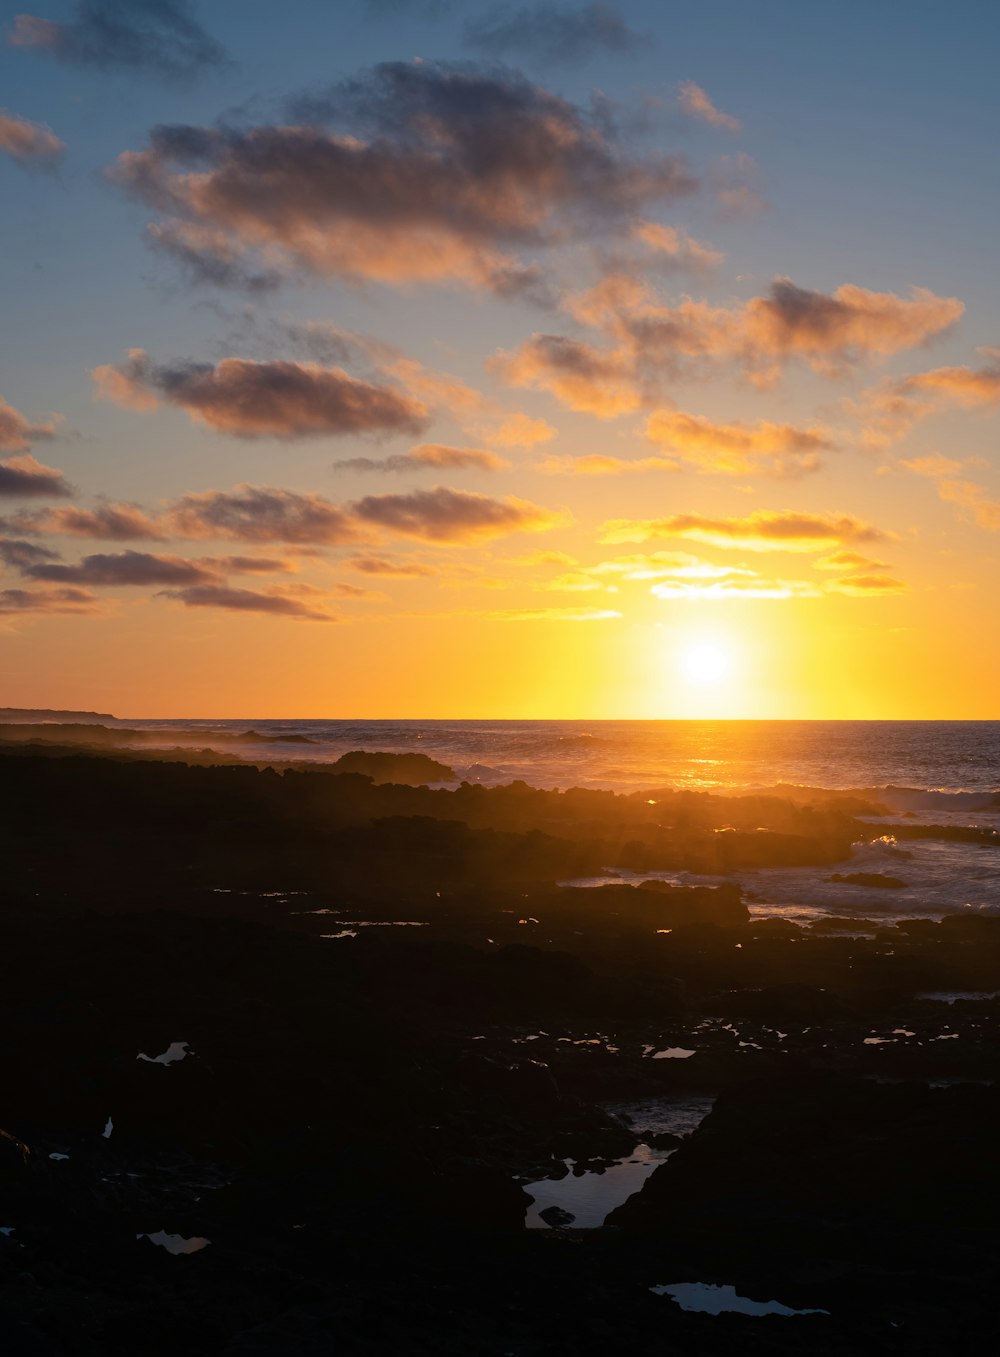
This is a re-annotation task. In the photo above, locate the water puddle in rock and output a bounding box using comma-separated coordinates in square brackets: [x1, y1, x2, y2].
[140, 1230, 210, 1255]
[523, 1143, 669, 1229]
[522, 1097, 715, 1229]
[651, 1282, 829, 1317]
[137, 1042, 190, 1065]
[916, 991, 1000, 1003]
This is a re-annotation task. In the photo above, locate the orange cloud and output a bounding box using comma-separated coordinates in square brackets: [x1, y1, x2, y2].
[0, 396, 59, 452]
[815, 550, 889, 572]
[495, 333, 642, 416]
[650, 577, 821, 600]
[826, 574, 907, 596]
[632, 220, 723, 272]
[500, 277, 962, 412]
[93, 351, 429, 439]
[539, 453, 680, 476]
[644, 409, 832, 476]
[476, 413, 557, 448]
[599, 509, 887, 551]
[488, 606, 622, 622]
[0, 109, 63, 166]
[27, 550, 217, 587]
[902, 456, 1000, 532]
[677, 81, 741, 133]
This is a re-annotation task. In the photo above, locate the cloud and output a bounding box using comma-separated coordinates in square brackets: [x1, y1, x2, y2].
[495, 333, 642, 416]
[488, 605, 622, 621]
[599, 509, 887, 551]
[677, 81, 741, 133]
[351, 485, 563, 542]
[346, 554, 437, 577]
[112, 62, 697, 293]
[0, 453, 72, 498]
[632, 220, 723, 273]
[158, 584, 334, 620]
[815, 550, 889, 572]
[464, 2, 644, 65]
[93, 351, 429, 439]
[584, 551, 757, 581]
[902, 455, 1000, 532]
[166, 485, 364, 545]
[0, 585, 98, 615]
[826, 574, 907, 596]
[9, 0, 228, 82]
[650, 577, 821, 601]
[0, 537, 60, 568]
[201, 555, 295, 575]
[644, 409, 832, 476]
[503, 276, 964, 410]
[539, 453, 680, 475]
[476, 412, 557, 448]
[858, 348, 1000, 445]
[900, 349, 1000, 405]
[336, 444, 509, 474]
[27, 549, 218, 587]
[0, 396, 58, 451]
[0, 109, 63, 166]
[12, 501, 166, 539]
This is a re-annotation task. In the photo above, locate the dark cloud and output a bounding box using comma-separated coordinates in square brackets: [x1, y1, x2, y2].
[0, 109, 63, 166]
[166, 486, 364, 546]
[0, 537, 60, 568]
[351, 485, 562, 542]
[0, 454, 72, 498]
[93, 351, 429, 439]
[336, 444, 509, 474]
[346, 555, 437, 577]
[9, 1, 229, 82]
[0, 396, 58, 452]
[112, 62, 696, 293]
[0, 585, 97, 615]
[464, 3, 644, 66]
[202, 555, 295, 575]
[12, 501, 166, 540]
[28, 549, 217, 587]
[158, 584, 334, 621]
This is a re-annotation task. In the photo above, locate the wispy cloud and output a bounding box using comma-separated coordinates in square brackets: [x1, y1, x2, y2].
[336, 444, 509, 474]
[599, 509, 887, 551]
[9, 0, 229, 82]
[464, 3, 644, 66]
[677, 81, 741, 133]
[0, 109, 63, 166]
[0, 396, 59, 452]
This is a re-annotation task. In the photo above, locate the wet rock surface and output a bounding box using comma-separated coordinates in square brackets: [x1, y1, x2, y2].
[1, 748, 999, 1352]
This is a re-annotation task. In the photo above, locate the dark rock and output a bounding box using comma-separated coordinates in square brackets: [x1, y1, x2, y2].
[538, 1204, 575, 1228]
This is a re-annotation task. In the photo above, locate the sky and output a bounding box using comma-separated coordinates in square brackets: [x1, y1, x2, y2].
[2, 0, 999, 719]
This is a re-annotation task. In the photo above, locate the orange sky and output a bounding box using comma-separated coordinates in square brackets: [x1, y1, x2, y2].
[2, 3, 998, 718]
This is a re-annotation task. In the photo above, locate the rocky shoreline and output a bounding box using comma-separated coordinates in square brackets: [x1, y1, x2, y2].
[2, 744, 999, 1353]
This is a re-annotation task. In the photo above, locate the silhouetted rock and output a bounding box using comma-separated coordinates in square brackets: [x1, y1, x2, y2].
[331, 750, 458, 784]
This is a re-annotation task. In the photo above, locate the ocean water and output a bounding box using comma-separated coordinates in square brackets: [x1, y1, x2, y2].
[119, 718, 1000, 798]
[116, 718, 1000, 919]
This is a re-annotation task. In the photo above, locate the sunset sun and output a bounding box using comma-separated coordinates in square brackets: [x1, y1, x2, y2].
[681, 640, 731, 686]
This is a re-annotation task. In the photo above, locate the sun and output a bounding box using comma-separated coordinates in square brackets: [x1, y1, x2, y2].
[679, 640, 731, 686]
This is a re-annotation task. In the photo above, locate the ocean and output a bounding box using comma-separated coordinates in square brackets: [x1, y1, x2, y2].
[115, 717, 1000, 920]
